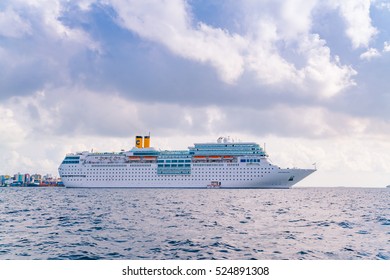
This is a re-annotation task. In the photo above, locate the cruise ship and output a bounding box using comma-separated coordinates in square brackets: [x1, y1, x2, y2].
[58, 136, 315, 189]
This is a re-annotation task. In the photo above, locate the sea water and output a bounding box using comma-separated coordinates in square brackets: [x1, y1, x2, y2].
[0, 187, 389, 260]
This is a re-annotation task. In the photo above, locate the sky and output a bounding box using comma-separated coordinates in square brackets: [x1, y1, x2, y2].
[1, 0, 390, 187]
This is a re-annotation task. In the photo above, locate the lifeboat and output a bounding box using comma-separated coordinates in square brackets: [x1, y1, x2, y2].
[193, 156, 206, 161]
[209, 156, 222, 159]
[143, 156, 157, 160]
[129, 156, 141, 160]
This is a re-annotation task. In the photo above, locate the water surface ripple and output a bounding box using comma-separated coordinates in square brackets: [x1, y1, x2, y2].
[0, 187, 389, 260]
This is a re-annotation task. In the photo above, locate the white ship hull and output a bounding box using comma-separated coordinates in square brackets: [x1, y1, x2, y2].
[60, 163, 314, 189]
[58, 137, 315, 189]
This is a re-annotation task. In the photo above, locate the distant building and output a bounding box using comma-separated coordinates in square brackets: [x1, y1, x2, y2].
[0, 175, 14, 186]
[18, 173, 24, 183]
[24, 173, 31, 183]
[31, 174, 42, 182]
[1, 173, 61, 187]
[43, 174, 53, 181]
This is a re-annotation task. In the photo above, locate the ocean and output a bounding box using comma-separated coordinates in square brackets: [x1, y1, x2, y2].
[0, 187, 389, 260]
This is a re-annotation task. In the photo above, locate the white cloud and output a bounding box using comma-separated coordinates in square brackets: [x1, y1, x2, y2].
[279, 0, 318, 39]
[77, 0, 95, 11]
[107, 0, 357, 98]
[360, 48, 381, 60]
[3, 89, 390, 187]
[244, 19, 301, 86]
[108, 0, 246, 84]
[384, 41, 390, 52]
[0, 0, 378, 100]
[329, 0, 378, 49]
[358, 41, 390, 60]
[298, 34, 357, 98]
[240, 2, 356, 97]
[33, 0, 100, 52]
[1, 0, 100, 50]
[0, 0, 103, 101]
[0, 106, 27, 147]
[217, 104, 374, 139]
[0, 6, 32, 38]
[374, 0, 390, 11]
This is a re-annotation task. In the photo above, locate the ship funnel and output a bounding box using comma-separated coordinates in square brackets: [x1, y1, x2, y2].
[135, 136, 143, 148]
[144, 135, 150, 148]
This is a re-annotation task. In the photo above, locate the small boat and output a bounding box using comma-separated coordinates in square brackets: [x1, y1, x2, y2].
[207, 181, 221, 188]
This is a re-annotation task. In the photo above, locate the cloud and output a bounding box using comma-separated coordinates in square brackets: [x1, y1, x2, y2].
[106, 0, 357, 98]
[3, 87, 390, 188]
[360, 47, 381, 60]
[2, 85, 386, 141]
[239, 1, 357, 97]
[384, 41, 390, 52]
[298, 34, 357, 97]
[0, 0, 364, 101]
[2, 0, 97, 47]
[208, 104, 377, 139]
[329, 0, 378, 49]
[0, 6, 32, 38]
[77, 0, 96, 11]
[359, 41, 390, 60]
[0, 0, 100, 99]
[0, 106, 27, 147]
[107, 0, 246, 84]
[374, 0, 390, 11]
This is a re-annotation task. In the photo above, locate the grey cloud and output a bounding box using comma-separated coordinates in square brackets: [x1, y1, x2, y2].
[0, 2, 98, 100]
[1, 1, 390, 142]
